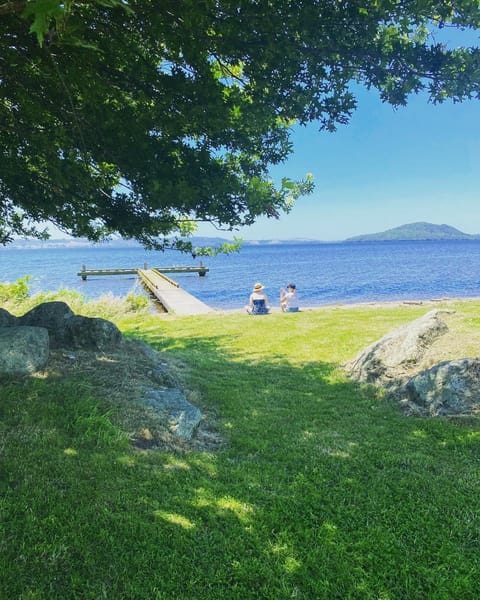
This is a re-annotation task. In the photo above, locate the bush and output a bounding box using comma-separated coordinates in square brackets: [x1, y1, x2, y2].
[125, 292, 150, 312]
[0, 275, 31, 302]
[1, 277, 150, 320]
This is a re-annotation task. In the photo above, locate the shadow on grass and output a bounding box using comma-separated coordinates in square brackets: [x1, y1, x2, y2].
[2, 327, 480, 599]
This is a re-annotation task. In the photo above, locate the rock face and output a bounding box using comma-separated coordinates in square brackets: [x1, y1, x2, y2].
[345, 308, 480, 417]
[345, 309, 449, 386]
[0, 326, 49, 376]
[401, 358, 480, 416]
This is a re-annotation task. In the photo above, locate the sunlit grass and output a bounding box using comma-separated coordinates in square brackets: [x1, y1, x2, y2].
[2, 297, 480, 598]
[154, 510, 196, 529]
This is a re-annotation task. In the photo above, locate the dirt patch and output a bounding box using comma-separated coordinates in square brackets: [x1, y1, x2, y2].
[41, 338, 224, 453]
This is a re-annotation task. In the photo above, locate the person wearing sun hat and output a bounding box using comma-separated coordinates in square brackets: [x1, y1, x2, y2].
[246, 282, 270, 314]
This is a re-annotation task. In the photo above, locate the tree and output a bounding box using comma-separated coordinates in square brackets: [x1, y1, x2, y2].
[1, 0, 480, 251]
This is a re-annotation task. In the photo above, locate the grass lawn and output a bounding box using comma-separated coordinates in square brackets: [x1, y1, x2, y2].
[2, 300, 480, 599]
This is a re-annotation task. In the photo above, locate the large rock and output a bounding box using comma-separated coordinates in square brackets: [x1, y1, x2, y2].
[400, 358, 480, 416]
[0, 326, 49, 376]
[17, 302, 122, 350]
[18, 301, 74, 347]
[0, 308, 17, 327]
[64, 315, 122, 350]
[345, 309, 449, 386]
[140, 387, 202, 439]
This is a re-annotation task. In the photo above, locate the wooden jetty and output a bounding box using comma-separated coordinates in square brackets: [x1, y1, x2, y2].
[77, 263, 212, 315]
[138, 269, 213, 315]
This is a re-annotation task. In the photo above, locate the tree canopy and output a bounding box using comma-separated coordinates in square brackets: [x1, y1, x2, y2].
[1, 0, 480, 250]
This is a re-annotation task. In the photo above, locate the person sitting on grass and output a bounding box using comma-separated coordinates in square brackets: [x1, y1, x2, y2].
[280, 283, 299, 312]
[246, 282, 270, 315]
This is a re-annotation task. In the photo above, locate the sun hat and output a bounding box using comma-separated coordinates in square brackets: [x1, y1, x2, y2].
[253, 282, 265, 291]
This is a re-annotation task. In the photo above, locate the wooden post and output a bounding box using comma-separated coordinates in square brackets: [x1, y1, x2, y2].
[144, 262, 148, 269]
[81, 264, 87, 281]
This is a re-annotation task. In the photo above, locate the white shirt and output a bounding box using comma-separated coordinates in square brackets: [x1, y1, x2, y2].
[283, 290, 299, 309]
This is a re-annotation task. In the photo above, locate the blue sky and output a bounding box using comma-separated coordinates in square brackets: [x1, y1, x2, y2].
[197, 87, 480, 241]
[40, 26, 480, 244]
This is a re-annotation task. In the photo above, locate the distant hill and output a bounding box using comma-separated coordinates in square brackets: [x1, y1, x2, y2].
[7, 235, 324, 250]
[7, 236, 233, 250]
[346, 222, 480, 242]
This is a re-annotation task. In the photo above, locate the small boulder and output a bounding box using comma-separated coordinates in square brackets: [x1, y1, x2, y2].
[345, 309, 449, 386]
[18, 301, 74, 347]
[140, 387, 202, 439]
[400, 358, 480, 416]
[0, 326, 49, 376]
[64, 315, 122, 350]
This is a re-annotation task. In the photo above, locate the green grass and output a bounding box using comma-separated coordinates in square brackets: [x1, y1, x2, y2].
[2, 299, 480, 599]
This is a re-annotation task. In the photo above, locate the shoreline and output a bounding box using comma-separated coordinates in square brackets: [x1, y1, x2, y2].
[159, 296, 480, 316]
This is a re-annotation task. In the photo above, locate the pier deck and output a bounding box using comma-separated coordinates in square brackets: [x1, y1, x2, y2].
[138, 269, 213, 315]
[77, 263, 212, 315]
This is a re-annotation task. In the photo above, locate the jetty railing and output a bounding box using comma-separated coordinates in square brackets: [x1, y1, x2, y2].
[77, 263, 208, 280]
[136, 268, 212, 315]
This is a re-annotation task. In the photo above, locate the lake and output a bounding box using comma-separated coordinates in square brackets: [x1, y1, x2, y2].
[2, 240, 480, 310]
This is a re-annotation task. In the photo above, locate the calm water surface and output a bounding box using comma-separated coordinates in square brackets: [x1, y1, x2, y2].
[1, 240, 480, 310]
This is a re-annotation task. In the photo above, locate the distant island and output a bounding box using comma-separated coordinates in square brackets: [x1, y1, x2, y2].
[345, 222, 480, 242]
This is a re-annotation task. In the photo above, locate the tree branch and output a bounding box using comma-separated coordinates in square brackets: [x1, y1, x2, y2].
[0, 1, 26, 17]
